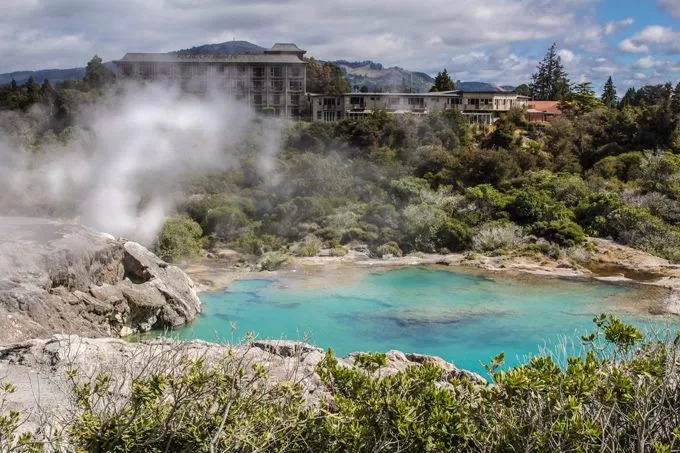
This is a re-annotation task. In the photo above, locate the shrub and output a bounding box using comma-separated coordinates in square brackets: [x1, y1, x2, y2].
[341, 228, 378, 245]
[258, 251, 291, 271]
[295, 234, 322, 257]
[472, 223, 527, 252]
[154, 216, 203, 263]
[329, 246, 348, 257]
[531, 219, 585, 247]
[375, 241, 403, 258]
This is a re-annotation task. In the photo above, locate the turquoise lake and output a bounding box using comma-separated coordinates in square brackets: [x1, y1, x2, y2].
[176, 266, 677, 375]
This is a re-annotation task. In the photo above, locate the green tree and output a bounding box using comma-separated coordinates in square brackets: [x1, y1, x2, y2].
[530, 43, 570, 100]
[561, 82, 604, 116]
[671, 82, 680, 117]
[154, 216, 204, 263]
[430, 69, 455, 92]
[305, 57, 350, 94]
[9, 79, 17, 91]
[83, 55, 115, 88]
[514, 83, 532, 97]
[620, 87, 637, 108]
[601, 76, 617, 108]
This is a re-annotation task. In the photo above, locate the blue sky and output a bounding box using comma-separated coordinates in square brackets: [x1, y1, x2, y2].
[0, 0, 678, 90]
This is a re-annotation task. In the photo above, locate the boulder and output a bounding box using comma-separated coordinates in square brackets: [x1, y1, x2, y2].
[0, 217, 201, 342]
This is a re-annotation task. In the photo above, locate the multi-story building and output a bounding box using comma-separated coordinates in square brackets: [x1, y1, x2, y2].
[309, 91, 529, 124]
[115, 43, 307, 120]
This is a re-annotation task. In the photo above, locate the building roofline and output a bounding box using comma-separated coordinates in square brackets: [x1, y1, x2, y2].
[308, 92, 460, 97]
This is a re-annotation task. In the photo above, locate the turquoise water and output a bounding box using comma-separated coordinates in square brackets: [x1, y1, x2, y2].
[176, 267, 676, 375]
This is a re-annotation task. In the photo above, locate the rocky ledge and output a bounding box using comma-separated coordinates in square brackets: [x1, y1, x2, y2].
[0, 217, 201, 342]
[0, 335, 486, 430]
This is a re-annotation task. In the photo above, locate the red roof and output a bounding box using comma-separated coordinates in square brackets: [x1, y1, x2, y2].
[528, 101, 562, 114]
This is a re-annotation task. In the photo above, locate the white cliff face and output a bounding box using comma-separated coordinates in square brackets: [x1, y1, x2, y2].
[0, 217, 201, 342]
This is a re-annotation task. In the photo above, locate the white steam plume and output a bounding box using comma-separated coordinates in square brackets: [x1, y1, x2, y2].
[0, 82, 282, 244]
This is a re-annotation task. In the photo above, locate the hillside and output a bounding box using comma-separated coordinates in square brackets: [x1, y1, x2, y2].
[173, 40, 265, 56]
[0, 40, 515, 92]
[334, 60, 435, 92]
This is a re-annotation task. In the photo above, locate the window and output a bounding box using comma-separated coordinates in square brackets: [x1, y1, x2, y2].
[252, 66, 265, 78]
[408, 97, 424, 106]
[271, 80, 284, 91]
[323, 98, 336, 107]
[389, 97, 401, 106]
[273, 94, 282, 105]
[290, 94, 301, 105]
[270, 66, 283, 78]
[350, 97, 364, 105]
[252, 80, 264, 91]
[289, 80, 303, 91]
[317, 111, 322, 120]
[290, 66, 302, 77]
[253, 94, 263, 105]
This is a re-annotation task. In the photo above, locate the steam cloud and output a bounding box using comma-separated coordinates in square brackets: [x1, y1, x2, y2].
[0, 83, 281, 245]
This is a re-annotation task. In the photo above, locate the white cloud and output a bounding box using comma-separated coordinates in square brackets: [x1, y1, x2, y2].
[604, 18, 634, 35]
[0, 0, 603, 75]
[619, 25, 680, 54]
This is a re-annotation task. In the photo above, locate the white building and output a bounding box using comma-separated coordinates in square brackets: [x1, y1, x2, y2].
[310, 91, 529, 124]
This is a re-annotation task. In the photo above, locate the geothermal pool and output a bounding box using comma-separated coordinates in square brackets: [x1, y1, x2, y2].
[177, 267, 677, 375]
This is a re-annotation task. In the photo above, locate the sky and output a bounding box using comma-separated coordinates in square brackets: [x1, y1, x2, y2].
[1, 0, 679, 90]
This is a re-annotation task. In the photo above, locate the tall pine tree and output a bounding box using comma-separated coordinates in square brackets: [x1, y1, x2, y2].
[601, 76, 617, 108]
[530, 43, 570, 101]
[671, 82, 680, 117]
[430, 69, 455, 92]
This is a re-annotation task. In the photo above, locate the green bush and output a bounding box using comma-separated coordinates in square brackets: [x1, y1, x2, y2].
[530, 219, 585, 247]
[258, 251, 291, 271]
[329, 246, 348, 257]
[5, 316, 680, 451]
[154, 216, 203, 263]
[296, 234, 322, 257]
[375, 241, 403, 257]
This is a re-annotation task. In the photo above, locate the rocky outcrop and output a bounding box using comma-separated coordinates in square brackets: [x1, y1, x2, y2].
[0, 217, 201, 342]
[0, 335, 485, 431]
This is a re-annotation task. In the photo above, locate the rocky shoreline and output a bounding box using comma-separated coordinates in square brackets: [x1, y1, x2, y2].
[185, 237, 680, 315]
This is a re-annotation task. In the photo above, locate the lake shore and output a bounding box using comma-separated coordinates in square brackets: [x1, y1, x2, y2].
[183, 237, 680, 316]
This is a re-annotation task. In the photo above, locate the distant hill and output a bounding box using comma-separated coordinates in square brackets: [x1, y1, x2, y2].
[0, 40, 517, 93]
[0, 64, 116, 85]
[456, 81, 516, 92]
[333, 61, 434, 92]
[173, 40, 265, 56]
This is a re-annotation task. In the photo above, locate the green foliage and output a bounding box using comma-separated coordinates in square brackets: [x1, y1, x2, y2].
[83, 55, 115, 89]
[296, 234, 322, 257]
[601, 76, 618, 108]
[258, 251, 291, 271]
[531, 219, 585, 247]
[429, 69, 455, 92]
[4, 317, 680, 451]
[154, 216, 203, 263]
[375, 241, 403, 257]
[530, 43, 570, 101]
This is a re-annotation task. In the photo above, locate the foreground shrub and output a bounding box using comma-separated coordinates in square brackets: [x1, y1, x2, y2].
[154, 216, 203, 263]
[4, 316, 680, 452]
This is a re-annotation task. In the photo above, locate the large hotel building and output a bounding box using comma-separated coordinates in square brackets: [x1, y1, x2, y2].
[115, 42, 528, 124]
